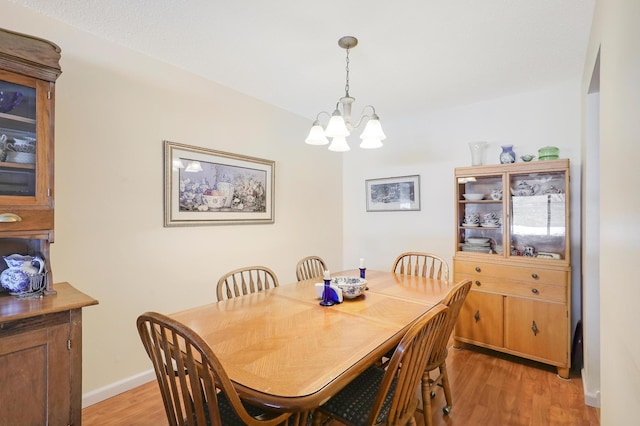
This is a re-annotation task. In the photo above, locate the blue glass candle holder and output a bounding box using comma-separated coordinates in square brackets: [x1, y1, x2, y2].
[319, 278, 335, 306]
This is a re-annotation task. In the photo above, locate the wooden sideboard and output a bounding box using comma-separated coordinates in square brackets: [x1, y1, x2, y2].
[0, 282, 98, 425]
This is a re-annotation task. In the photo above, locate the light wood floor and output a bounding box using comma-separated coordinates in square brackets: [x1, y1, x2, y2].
[83, 343, 600, 425]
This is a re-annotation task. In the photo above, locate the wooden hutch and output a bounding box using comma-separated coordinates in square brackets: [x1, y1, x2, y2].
[0, 28, 97, 425]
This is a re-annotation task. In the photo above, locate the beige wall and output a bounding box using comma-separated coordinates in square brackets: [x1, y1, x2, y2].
[584, 0, 640, 422]
[1, 2, 343, 400]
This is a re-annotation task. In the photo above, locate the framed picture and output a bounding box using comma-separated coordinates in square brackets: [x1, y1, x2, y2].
[365, 175, 420, 212]
[164, 141, 275, 226]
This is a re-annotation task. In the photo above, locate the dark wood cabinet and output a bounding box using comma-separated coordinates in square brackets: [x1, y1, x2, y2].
[0, 29, 98, 425]
[0, 283, 98, 425]
[0, 27, 61, 292]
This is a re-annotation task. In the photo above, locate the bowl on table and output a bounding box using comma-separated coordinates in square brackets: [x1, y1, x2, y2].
[331, 276, 367, 299]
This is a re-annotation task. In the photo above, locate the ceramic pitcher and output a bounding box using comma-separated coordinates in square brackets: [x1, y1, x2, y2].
[0, 254, 45, 294]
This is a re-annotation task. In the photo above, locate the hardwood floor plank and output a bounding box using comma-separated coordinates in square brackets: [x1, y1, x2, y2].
[83, 342, 600, 426]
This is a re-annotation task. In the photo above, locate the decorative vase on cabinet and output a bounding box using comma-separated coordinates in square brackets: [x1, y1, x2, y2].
[452, 159, 572, 378]
[499, 144, 516, 164]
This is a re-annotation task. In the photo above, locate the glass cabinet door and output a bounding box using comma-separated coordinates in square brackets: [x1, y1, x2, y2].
[508, 170, 567, 260]
[0, 75, 38, 199]
[456, 174, 504, 256]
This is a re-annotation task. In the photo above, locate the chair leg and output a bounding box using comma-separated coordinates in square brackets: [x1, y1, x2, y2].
[440, 362, 452, 415]
[421, 371, 433, 426]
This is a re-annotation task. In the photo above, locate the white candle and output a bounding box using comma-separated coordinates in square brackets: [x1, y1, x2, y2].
[359, 258, 365, 268]
[323, 270, 331, 280]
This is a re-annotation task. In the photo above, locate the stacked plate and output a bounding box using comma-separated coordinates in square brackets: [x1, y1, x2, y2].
[460, 237, 492, 253]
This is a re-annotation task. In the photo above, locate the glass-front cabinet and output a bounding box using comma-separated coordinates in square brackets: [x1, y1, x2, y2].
[453, 159, 572, 378]
[455, 160, 569, 261]
[0, 28, 61, 296]
[0, 71, 54, 224]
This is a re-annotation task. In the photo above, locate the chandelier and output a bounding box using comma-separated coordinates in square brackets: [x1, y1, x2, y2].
[305, 36, 386, 152]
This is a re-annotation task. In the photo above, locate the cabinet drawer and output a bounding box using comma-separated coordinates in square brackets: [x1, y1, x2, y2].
[0, 209, 53, 231]
[456, 273, 566, 303]
[455, 260, 567, 286]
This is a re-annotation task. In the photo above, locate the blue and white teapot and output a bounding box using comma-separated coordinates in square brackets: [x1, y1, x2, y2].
[0, 254, 45, 295]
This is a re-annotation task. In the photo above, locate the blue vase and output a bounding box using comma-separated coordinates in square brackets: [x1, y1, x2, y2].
[500, 145, 516, 164]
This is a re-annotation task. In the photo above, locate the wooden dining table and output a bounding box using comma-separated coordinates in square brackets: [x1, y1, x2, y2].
[168, 269, 453, 416]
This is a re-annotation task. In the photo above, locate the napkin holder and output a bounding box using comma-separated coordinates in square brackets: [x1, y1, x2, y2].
[315, 282, 343, 303]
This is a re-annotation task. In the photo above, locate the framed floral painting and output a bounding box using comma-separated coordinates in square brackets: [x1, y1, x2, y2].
[164, 141, 275, 226]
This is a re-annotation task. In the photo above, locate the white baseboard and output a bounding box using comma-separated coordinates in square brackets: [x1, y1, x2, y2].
[581, 368, 601, 407]
[82, 369, 156, 408]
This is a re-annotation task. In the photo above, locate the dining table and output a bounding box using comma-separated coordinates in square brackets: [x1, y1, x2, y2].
[168, 269, 453, 419]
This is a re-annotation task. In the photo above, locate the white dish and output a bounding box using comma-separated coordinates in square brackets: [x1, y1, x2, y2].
[461, 246, 491, 253]
[463, 194, 485, 201]
[480, 223, 500, 228]
[462, 223, 479, 227]
[535, 252, 561, 259]
[466, 237, 490, 244]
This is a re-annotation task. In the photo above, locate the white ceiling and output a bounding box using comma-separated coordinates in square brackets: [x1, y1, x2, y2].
[9, 0, 595, 122]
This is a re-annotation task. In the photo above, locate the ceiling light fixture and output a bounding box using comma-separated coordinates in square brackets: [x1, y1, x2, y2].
[305, 36, 386, 152]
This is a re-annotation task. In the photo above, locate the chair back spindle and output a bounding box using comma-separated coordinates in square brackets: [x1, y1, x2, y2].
[216, 266, 279, 301]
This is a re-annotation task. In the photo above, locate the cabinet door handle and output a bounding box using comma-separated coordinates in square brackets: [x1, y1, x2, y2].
[474, 310, 480, 323]
[531, 320, 539, 336]
[531, 288, 539, 294]
[475, 267, 481, 273]
[475, 280, 481, 286]
[531, 273, 539, 279]
[0, 213, 22, 222]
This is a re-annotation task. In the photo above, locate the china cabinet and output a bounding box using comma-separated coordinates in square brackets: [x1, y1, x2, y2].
[0, 28, 97, 425]
[0, 28, 60, 292]
[452, 159, 571, 378]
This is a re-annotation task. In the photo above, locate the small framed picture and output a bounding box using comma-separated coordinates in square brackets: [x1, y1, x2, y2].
[365, 175, 420, 212]
[164, 141, 274, 226]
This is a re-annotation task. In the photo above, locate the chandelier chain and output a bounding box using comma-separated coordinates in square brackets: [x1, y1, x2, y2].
[344, 47, 350, 97]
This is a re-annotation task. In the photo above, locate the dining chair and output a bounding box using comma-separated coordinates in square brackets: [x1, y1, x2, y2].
[392, 252, 450, 282]
[420, 279, 472, 426]
[216, 266, 279, 301]
[136, 311, 294, 426]
[295, 255, 327, 281]
[315, 304, 450, 426]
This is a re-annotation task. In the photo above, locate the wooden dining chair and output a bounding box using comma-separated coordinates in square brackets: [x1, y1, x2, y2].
[216, 266, 279, 301]
[392, 252, 450, 281]
[315, 304, 450, 426]
[420, 279, 472, 426]
[295, 255, 327, 281]
[136, 311, 294, 426]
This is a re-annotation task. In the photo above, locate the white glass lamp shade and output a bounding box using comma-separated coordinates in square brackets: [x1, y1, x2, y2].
[359, 138, 384, 149]
[328, 137, 350, 152]
[305, 123, 329, 145]
[360, 116, 386, 141]
[325, 113, 350, 138]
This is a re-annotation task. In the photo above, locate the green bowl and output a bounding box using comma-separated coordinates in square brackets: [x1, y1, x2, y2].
[538, 146, 559, 159]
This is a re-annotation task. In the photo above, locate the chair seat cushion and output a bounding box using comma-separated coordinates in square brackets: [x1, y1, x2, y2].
[193, 391, 266, 426]
[320, 366, 397, 426]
